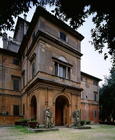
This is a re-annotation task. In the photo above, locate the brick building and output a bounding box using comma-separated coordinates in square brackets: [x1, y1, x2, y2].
[0, 7, 101, 126]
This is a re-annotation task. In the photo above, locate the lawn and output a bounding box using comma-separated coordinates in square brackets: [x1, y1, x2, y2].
[0, 125, 115, 140]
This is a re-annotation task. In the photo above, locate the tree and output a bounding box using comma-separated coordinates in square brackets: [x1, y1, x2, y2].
[0, 0, 38, 33]
[48, 0, 115, 62]
[99, 66, 115, 123]
[0, 0, 115, 62]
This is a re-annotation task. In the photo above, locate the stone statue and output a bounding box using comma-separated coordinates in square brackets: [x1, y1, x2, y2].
[44, 108, 52, 128]
[72, 110, 81, 127]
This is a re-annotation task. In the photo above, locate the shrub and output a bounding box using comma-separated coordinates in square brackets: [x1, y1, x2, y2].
[86, 120, 91, 125]
[15, 119, 29, 126]
[30, 118, 36, 121]
[28, 121, 38, 128]
[80, 120, 85, 126]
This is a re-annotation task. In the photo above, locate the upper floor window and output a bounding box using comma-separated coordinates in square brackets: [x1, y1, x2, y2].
[94, 110, 97, 118]
[12, 76, 20, 91]
[55, 62, 70, 79]
[22, 70, 25, 88]
[93, 80, 98, 86]
[94, 92, 97, 101]
[13, 105, 19, 116]
[32, 61, 35, 78]
[23, 104, 25, 115]
[82, 76, 87, 82]
[13, 58, 19, 65]
[86, 79, 90, 88]
[29, 53, 36, 79]
[32, 32, 36, 40]
[60, 32, 66, 41]
[81, 92, 84, 99]
[81, 75, 83, 81]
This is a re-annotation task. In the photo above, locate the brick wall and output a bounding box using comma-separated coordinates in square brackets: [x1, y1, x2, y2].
[0, 115, 23, 125]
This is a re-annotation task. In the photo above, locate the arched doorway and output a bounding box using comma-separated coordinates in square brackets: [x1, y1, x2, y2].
[31, 96, 37, 120]
[55, 95, 69, 126]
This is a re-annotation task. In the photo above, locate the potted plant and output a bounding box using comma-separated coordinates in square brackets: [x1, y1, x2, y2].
[28, 119, 38, 128]
[15, 119, 29, 126]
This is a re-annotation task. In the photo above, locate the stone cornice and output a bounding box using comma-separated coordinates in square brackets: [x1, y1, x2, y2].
[22, 77, 83, 96]
[26, 30, 83, 58]
[0, 93, 21, 98]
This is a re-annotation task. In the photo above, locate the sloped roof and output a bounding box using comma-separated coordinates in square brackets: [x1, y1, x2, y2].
[0, 48, 17, 57]
[81, 71, 102, 81]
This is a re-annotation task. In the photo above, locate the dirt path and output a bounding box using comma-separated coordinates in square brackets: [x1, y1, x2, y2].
[0, 127, 25, 140]
[0, 125, 115, 140]
[0, 127, 78, 140]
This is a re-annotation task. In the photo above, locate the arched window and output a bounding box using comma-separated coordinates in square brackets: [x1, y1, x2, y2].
[58, 56, 67, 63]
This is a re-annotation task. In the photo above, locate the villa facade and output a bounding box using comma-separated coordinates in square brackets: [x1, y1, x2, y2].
[0, 7, 101, 126]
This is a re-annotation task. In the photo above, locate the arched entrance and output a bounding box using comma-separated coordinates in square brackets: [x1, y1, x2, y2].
[31, 96, 37, 120]
[55, 95, 69, 126]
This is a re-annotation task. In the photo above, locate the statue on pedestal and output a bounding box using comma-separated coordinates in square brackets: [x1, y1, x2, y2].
[44, 108, 52, 128]
[72, 110, 81, 127]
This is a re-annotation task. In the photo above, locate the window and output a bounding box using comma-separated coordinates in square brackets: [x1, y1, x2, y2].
[81, 75, 83, 81]
[93, 80, 98, 86]
[23, 104, 25, 115]
[67, 67, 70, 79]
[13, 58, 19, 65]
[55, 62, 70, 79]
[13, 105, 19, 116]
[86, 79, 89, 88]
[82, 76, 87, 82]
[55, 62, 58, 76]
[94, 92, 97, 101]
[12, 76, 20, 91]
[60, 32, 66, 41]
[94, 110, 97, 118]
[32, 62, 35, 78]
[32, 32, 36, 40]
[22, 70, 25, 87]
[81, 92, 84, 99]
[30, 53, 36, 79]
[59, 64, 66, 78]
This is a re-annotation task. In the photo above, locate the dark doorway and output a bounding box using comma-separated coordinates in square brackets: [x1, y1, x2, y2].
[55, 95, 69, 126]
[31, 96, 37, 120]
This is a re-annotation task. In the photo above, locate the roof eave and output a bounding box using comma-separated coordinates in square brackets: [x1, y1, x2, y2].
[81, 71, 102, 81]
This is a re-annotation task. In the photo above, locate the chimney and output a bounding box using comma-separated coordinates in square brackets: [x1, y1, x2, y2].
[23, 14, 27, 20]
[23, 14, 27, 35]
[2, 32, 8, 49]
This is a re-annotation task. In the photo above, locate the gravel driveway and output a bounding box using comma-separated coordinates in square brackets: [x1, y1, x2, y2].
[0, 125, 115, 140]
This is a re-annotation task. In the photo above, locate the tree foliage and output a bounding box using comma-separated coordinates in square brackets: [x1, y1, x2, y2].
[0, 0, 115, 62]
[99, 66, 115, 123]
[48, 0, 115, 62]
[0, 0, 39, 33]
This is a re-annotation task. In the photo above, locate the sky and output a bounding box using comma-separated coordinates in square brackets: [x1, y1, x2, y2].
[0, 6, 112, 86]
[78, 16, 112, 86]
